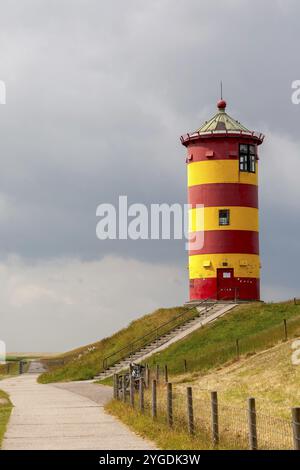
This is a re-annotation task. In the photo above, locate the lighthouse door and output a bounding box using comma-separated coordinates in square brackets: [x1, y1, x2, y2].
[217, 268, 235, 300]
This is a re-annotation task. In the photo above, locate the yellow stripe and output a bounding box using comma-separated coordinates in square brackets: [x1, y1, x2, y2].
[188, 160, 258, 187]
[189, 254, 260, 279]
[189, 206, 259, 232]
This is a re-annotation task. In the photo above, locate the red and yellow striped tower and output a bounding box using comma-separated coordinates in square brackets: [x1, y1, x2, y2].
[181, 99, 264, 301]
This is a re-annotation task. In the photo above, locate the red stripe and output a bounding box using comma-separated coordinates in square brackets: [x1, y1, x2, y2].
[185, 138, 258, 163]
[188, 230, 259, 255]
[188, 183, 258, 208]
[190, 278, 217, 300]
[190, 277, 260, 301]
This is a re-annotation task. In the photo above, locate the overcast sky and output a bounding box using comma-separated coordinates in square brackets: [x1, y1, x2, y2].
[1, 0, 300, 352]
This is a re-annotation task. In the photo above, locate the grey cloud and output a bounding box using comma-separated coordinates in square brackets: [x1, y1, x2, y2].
[0, 0, 299, 349]
[0, 255, 187, 351]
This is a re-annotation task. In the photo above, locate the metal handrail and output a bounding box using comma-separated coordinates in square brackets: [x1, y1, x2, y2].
[102, 297, 215, 371]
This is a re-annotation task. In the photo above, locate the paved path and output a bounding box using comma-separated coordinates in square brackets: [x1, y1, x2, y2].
[27, 361, 47, 374]
[0, 374, 155, 450]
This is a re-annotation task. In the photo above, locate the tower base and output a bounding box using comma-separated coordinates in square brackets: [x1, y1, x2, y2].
[190, 277, 260, 302]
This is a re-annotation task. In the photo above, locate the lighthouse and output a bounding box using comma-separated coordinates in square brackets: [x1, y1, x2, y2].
[181, 99, 264, 301]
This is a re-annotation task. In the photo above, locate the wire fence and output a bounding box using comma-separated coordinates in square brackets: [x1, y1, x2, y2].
[115, 376, 297, 450]
[112, 310, 300, 450]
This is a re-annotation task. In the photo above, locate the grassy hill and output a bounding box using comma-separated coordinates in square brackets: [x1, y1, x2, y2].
[39, 300, 300, 384]
[38, 306, 192, 383]
[144, 301, 300, 376]
[174, 338, 300, 419]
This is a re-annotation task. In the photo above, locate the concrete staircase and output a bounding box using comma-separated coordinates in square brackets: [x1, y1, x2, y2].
[94, 302, 236, 381]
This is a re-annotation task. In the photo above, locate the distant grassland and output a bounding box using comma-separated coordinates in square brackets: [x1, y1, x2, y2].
[39, 306, 189, 383]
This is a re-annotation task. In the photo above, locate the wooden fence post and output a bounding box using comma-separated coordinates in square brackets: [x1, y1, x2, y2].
[187, 387, 194, 435]
[115, 374, 119, 400]
[139, 378, 144, 413]
[167, 383, 173, 428]
[145, 365, 150, 389]
[156, 364, 160, 384]
[130, 374, 135, 408]
[164, 365, 168, 383]
[283, 319, 288, 342]
[152, 379, 157, 419]
[122, 375, 126, 403]
[292, 407, 300, 450]
[113, 374, 117, 399]
[184, 359, 187, 373]
[211, 391, 219, 446]
[19, 361, 23, 375]
[236, 339, 240, 360]
[248, 397, 258, 450]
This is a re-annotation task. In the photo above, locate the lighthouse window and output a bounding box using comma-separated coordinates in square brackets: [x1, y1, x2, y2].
[250, 154, 256, 172]
[239, 144, 256, 173]
[219, 209, 230, 226]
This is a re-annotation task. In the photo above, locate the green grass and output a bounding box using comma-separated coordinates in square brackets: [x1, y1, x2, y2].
[0, 390, 12, 448]
[103, 301, 300, 450]
[39, 306, 191, 383]
[0, 361, 21, 378]
[107, 337, 299, 450]
[105, 399, 212, 450]
[39, 300, 300, 384]
[97, 375, 114, 386]
[174, 338, 300, 420]
[145, 301, 300, 375]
